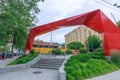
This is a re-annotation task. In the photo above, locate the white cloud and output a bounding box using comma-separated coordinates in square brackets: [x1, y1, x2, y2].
[35, 26, 79, 43]
[35, 0, 120, 43]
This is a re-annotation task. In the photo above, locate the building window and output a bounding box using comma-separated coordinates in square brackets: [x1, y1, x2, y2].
[89, 31, 91, 36]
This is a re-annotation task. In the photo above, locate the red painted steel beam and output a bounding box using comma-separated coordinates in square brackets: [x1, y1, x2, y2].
[25, 9, 120, 56]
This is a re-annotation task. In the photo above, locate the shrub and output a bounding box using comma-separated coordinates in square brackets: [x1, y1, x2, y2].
[64, 66, 76, 74]
[67, 42, 84, 50]
[91, 52, 104, 59]
[74, 70, 83, 80]
[65, 58, 79, 66]
[76, 54, 91, 63]
[52, 49, 63, 55]
[90, 50, 105, 59]
[79, 48, 87, 54]
[64, 54, 118, 80]
[29, 49, 36, 54]
[66, 74, 75, 80]
[7, 51, 38, 65]
[81, 69, 89, 78]
[95, 48, 103, 52]
[65, 49, 72, 54]
[111, 52, 120, 68]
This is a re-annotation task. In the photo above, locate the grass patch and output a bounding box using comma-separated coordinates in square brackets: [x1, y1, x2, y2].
[7, 50, 39, 66]
[111, 52, 120, 68]
[64, 54, 118, 80]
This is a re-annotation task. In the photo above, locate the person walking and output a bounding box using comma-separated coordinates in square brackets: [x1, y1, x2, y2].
[2, 52, 5, 60]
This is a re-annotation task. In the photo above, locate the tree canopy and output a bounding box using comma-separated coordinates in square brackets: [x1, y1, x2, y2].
[61, 43, 65, 49]
[86, 35, 101, 52]
[0, 0, 44, 52]
[67, 42, 84, 50]
[116, 21, 120, 28]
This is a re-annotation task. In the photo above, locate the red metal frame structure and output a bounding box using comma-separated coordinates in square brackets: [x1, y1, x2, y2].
[25, 9, 120, 56]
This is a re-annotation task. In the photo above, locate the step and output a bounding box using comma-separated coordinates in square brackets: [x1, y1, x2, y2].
[38, 59, 64, 62]
[36, 60, 64, 64]
[36, 61, 63, 64]
[40, 58, 64, 60]
[39, 59, 64, 62]
[31, 65, 59, 70]
[34, 62, 62, 65]
[33, 64, 61, 67]
[31, 58, 65, 69]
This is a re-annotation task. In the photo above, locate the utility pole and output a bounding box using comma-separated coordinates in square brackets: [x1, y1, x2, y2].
[50, 31, 53, 57]
[51, 32, 52, 45]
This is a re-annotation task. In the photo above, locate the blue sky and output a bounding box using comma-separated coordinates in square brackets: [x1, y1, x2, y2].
[34, 0, 120, 44]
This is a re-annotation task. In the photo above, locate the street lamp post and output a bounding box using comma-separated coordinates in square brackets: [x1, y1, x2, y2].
[50, 32, 53, 57]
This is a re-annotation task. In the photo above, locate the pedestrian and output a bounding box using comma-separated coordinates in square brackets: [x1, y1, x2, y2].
[2, 52, 5, 60]
[0, 52, 2, 60]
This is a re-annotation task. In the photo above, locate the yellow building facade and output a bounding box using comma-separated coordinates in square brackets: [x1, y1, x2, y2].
[64, 25, 101, 48]
[32, 40, 66, 54]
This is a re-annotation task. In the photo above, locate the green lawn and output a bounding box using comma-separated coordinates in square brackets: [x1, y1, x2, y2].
[7, 51, 39, 66]
[64, 53, 118, 80]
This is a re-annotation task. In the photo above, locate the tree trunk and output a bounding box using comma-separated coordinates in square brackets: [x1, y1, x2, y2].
[11, 37, 16, 58]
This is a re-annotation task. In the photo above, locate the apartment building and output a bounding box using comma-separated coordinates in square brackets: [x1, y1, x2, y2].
[64, 25, 101, 48]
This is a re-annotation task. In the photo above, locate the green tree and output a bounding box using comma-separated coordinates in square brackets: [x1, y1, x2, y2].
[0, 25, 7, 45]
[52, 49, 63, 55]
[65, 49, 72, 54]
[67, 42, 84, 50]
[61, 43, 65, 49]
[79, 48, 87, 54]
[116, 21, 120, 28]
[0, 0, 44, 53]
[86, 35, 101, 52]
[14, 27, 28, 53]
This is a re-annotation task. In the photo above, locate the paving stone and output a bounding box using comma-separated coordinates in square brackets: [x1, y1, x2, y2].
[0, 68, 59, 80]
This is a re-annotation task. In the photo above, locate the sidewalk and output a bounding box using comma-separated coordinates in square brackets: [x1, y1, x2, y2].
[0, 55, 60, 80]
[0, 55, 69, 80]
[0, 57, 18, 68]
[1, 55, 120, 80]
[0, 68, 59, 80]
[87, 70, 120, 80]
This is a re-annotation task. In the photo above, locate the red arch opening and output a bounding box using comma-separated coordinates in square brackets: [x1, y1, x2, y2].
[25, 9, 120, 56]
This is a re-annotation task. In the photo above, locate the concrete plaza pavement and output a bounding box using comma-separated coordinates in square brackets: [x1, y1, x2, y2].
[0, 68, 59, 80]
[87, 70, 120, 80]
[0, 57, 18, 68]
[1, 67, 120, 80]
[0, 55, 65, 80]
[2, 55, 120, 80]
